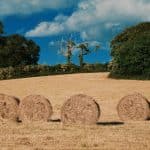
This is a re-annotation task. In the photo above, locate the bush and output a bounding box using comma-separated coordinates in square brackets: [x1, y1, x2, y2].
[0, 65, 48, 80]
[0, 63, 108, 80]
[82, 64, 95, 72]
[93, 63, 108, 72]
[0, 67, 16, 79]
[81, 63, 108, 72]
[110, 22, 150, 79]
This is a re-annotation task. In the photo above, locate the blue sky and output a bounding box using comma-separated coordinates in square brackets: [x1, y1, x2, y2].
[0, 0, 150, 65]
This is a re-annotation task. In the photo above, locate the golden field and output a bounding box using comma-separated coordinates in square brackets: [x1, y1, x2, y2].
[0, 72, 150, 150]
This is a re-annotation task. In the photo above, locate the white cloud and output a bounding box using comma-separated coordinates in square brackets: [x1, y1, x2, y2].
[26, 22, 64, 37]
[105, 23, 121, 29]
[49, 41, 55, 46]
[0, 0, 79, 17]
[26, 0, 150, 40]
[89, 41, 101, 47]
[81, 31, 88, 40]
[54, 14, 68, 22]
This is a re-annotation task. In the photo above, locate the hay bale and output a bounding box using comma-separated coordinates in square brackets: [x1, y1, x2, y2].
[61, 94, 100, 125]
[117, 93, 150, 121]
[0, 93, 20, 121]
[19, 95, 53, 122]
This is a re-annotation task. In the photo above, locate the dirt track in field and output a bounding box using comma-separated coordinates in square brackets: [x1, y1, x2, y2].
[0, 72, 150, 150]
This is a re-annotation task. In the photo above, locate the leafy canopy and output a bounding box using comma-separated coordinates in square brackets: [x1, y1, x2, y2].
[110, 22, 150, 78]
[0, 21, 3, 34]
[0, 34, 40, 67]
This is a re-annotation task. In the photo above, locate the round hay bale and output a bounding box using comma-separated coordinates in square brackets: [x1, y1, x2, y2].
[0, 93, 20, 121]
[117, 93, 150, 121]
[19, 95, 53, 122]
[61, 94, 100, 125]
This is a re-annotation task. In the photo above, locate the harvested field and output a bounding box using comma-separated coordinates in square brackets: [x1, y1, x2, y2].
[0, 72, 150, 149]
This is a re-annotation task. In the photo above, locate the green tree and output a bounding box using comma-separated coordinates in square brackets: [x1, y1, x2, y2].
[110, 22, 150, 78]
[0, 21, 5, 46]
[0, 21, 3, 34]
[0, 34, 40, 67]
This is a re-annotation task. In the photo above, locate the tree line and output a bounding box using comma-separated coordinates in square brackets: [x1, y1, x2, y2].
[0, 21, 150, 80]
[0, 21, 107, 80]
